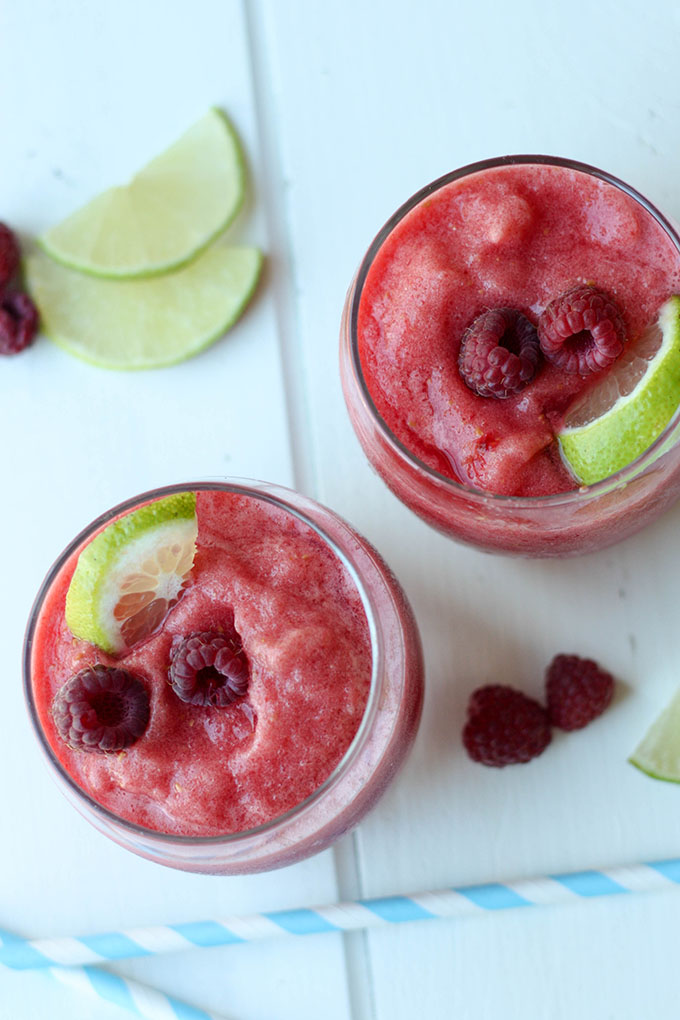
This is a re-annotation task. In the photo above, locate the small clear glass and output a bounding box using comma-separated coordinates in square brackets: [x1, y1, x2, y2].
[24, 480, 424, 874]
[340, 155, 680, 557]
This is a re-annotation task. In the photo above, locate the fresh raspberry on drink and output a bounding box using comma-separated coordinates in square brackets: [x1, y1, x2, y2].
[462, 684, 551, 766]
[538, 284, 626, 375]
[545, 653, 615, 730]
[169, 630, 250, 707]
[459, 307, 541, 399]
[53, 665, 151, 752]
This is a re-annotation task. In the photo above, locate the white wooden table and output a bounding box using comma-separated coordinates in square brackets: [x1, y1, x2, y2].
[2, 1, 680, 1016]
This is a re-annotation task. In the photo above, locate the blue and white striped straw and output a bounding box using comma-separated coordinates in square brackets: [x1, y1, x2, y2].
[0, 928, 231, 1019]
[4, 858, 680, 971]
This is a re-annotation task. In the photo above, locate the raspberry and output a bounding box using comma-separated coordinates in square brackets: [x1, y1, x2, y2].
[53, 665, 150, 752]
[538, 284, 625, 375]
[0, 292, 38, 355]
[169, 630, 249, 707]
[545, 654, 615, 730]
[458, 308, 540, 398]
[462, 684, 551, 767]
[0, 223, 20, 292]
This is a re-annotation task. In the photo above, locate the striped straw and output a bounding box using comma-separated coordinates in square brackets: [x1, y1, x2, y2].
[4, 857, 680, 971]
[0, 928, 231, 1019]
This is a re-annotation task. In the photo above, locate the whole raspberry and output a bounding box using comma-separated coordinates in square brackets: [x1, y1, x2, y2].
[458, 308, 540, 399]
[0, 292, 39, 355]
[545, 654, 615, 731]
[169, 630, 249, 707]
[0, 223, 20, 292]
[53, 665, 150, 752]
[462, 684, 551, 767]
[538, 284, 626, 375]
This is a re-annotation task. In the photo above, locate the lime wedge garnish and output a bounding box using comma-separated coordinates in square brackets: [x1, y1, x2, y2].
[66, 493, 197, 654]
[629, 687, 680, 783]
[558, 296, 680, 485]
[25, 239, 262, 369]
[40, 109, 245, 278]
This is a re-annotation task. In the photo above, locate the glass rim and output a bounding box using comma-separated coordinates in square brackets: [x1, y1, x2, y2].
[23, 478, 387, 847]
[348, 153, 680, 508]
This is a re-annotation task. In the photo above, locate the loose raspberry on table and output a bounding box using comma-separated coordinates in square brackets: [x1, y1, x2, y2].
[53, 665, 150, 752]
[169, 630, 250, 707]
[537, 284, 625, 375]
[546, 654, 615, 731]
[462, 684, 551, 767]
[0, 223, 20, 292]
[0, 292, 38, 355]
[458, 307, 540, 399]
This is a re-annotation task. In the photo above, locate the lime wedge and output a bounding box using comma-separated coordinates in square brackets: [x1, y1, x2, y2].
[25, 239, 262, 369]
[558, 296, 680, 485]
[629, 687, 680, 782]
[40, 109, 245, 278]
[66, 492, 197, 654]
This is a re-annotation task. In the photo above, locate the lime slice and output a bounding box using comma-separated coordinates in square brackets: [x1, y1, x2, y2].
[25, 239, 262, 369]
[66, 492, 197, 654]
[40, 109, 245, 278]
[558, 296, 680, 485]
[629, 687, 680, 782]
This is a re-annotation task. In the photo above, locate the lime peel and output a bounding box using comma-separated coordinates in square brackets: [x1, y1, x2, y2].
[39, 108, 245, 279]
[65, 492, 197, 654]
[559, 296, 680, 485]
[629, 686, 680, 783]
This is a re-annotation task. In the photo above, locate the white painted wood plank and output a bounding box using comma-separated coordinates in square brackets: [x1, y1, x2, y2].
[0, 2, 352, 1019]
[354, 890, 680, 1020]
[259, 0, 680, 1016]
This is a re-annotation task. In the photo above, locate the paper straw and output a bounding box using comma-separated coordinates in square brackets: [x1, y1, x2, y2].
[0, 928, 231, 1019]
[4, 857, 680, 971]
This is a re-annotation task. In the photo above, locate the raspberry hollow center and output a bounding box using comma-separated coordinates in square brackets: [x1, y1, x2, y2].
[90, 690, 127, 727]
[561, 330, 591, 354]
[194, 666, 228, 699]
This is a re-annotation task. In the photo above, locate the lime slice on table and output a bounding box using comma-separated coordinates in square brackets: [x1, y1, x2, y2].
[40, 109, 245, 278]
[558, 296, 680, 485]
[629, 687, 680, 782]
[66, 492, 197, 654]
[25, 239, 262, 369]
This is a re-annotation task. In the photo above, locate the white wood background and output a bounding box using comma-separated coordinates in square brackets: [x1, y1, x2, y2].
[2, 1, 680, 1017]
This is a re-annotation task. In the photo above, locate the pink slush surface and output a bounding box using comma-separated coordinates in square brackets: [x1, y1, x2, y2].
[358, 163, 680, 496]
[31, 491, 372, 837]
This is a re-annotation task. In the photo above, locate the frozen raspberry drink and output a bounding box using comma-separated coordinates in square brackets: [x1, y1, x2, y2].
[340, 156, 680, 556]
[24, 481, 423, 874]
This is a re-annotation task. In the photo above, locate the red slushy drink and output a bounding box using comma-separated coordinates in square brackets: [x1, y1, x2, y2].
[25, 482, 423, 873]
[341, 156, 680, 556]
